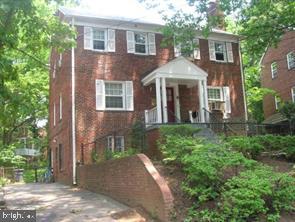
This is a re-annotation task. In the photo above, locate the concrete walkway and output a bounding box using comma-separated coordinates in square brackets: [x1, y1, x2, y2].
[3, 183, 144, 222]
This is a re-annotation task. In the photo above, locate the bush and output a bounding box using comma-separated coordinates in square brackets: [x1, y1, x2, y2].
[160, 125, 201, 137]
[159, 133, 295, 222]
[0, 177, 10, 187]
[226, 137, 264, 159]
[226, 135, 295, 161]
[104, 148, 138, 161]
[23, 168, 47, 183]
[219, 166, 295, 222]
[159, 135, 255, 203]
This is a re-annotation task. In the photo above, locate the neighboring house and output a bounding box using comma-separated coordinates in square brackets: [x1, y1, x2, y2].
[49, 7, 247, 184]
[261, 31, 295, 124]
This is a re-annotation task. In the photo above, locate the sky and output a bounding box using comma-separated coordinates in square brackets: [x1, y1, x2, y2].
[78, 0, 195, 24]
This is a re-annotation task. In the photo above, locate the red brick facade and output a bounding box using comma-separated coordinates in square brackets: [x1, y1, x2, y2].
[49, 11, 246, 184]
[77, 154, 174, 222]
[261, 31, 295, 120]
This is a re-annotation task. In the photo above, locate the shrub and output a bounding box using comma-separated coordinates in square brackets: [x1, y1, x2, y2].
[226, 135, 295, 161]
[159, 135, 255, 203]
[160, 125, 201, 137]
[0, 177, 10, 187]
[226, 137, 264, 159]
[219, 166, 295, 222]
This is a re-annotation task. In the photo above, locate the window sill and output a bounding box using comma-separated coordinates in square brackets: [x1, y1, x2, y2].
[96, 109, 134, 112]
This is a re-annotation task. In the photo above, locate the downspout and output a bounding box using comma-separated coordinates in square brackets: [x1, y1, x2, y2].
[238, 41, 248, 122]
[71, 17, 77, 185]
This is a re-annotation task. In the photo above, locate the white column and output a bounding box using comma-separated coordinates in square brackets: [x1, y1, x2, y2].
[155, 78, 162, 123]
[198, 80, 205, 122]
[203, 80, 209, 122]
[161, 78, 168, 123]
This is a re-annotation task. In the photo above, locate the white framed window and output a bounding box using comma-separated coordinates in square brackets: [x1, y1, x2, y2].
[53, 103, 56, 126]
[287, 51, 295, 70]
[275, 96, 281, 110]
[96, 80, 134, 111]
[107, 136, 125, 152]
[207, 86, 231, 117]
[271, 62, 278, 79]
[93, 29, 106, 50]
[208, 40, 234, 63]
[134, 32, 147, 54]
[105, 82, 125, 109]
[84, 27, 115, 52]
[126, 31, 156, 55]
[208, 87, 223, 101]
[291, 87, 295, 102]
[59, 94, 62, 120]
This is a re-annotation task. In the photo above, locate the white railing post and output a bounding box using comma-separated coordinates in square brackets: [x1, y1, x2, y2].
[189, 110, 193, 123]
[145, 110, 149, 124]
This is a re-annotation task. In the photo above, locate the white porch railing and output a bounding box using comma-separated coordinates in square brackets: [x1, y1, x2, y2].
[145, 107, 158, 124]
[189, 110, 201, 123]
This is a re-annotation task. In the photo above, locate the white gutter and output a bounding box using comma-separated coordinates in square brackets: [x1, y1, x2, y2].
[71, 17, 77, 185]
[238, 42, 248, 122]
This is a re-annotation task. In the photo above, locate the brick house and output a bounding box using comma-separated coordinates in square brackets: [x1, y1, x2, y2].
[261, 31, 295, 124]
[49, 7, 247, 184]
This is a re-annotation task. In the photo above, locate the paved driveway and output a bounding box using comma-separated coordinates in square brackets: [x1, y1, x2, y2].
[4, 183, 144, 222]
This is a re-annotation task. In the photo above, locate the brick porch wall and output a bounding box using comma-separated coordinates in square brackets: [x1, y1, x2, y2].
[77, 154, 174, 222]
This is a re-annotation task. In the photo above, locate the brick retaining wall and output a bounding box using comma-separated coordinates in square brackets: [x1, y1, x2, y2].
[77, 154, 174, 221]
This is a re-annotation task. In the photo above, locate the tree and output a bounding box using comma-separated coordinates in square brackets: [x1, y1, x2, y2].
[279, 101, 295, 134]
[0, 0, 75, 147]
[139, 0, 295, 122]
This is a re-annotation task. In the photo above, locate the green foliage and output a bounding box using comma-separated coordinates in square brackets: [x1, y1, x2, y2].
[104, 148, 138, 161]
[23, 168, 47, 183]
[159, 135, 255, 203]
[159, 134, 295, 221]
[279, 101, 295, 122]
[0, 145, 25, 167]
[0, 177, 10, 187]
[226, 135, 295, 161]
[160, 125, 200, 138]
[219, 166, 295, 222]
[226, 137, 264, 159]
[0, 0, 76, 147]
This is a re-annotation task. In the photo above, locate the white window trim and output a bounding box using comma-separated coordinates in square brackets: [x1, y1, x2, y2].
[275, 96, 280, 110]
[104, 81, 126, 111]
[207, 86, 224, 101]
[52, 62, 56, 79]
[271, 62, 278, 79]
[92, 28, 107, 52]
[214, 41, 227, 62]
[59, 94, 62, 120]
[84, 27, 115, 52]
[291, 87, 295, 103]
[107, 136, 125, 152]
[134, 32, 148, 55]
[287, 51, 294, 70]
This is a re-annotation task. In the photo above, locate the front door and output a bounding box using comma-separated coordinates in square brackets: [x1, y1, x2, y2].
[166, 87, 175, 122]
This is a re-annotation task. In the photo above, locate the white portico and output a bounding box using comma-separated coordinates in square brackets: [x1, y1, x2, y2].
[142, 56, 210, 124]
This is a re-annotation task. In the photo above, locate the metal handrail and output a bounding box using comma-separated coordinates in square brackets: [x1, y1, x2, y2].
[202, 108, 238, 135]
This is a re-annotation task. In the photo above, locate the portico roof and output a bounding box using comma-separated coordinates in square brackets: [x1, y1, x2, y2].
[142, 56, 208, 86]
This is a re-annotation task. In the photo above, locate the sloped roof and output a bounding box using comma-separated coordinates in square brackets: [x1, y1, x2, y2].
[263, 113, 287, 124]
[142, 56, 208, 85]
